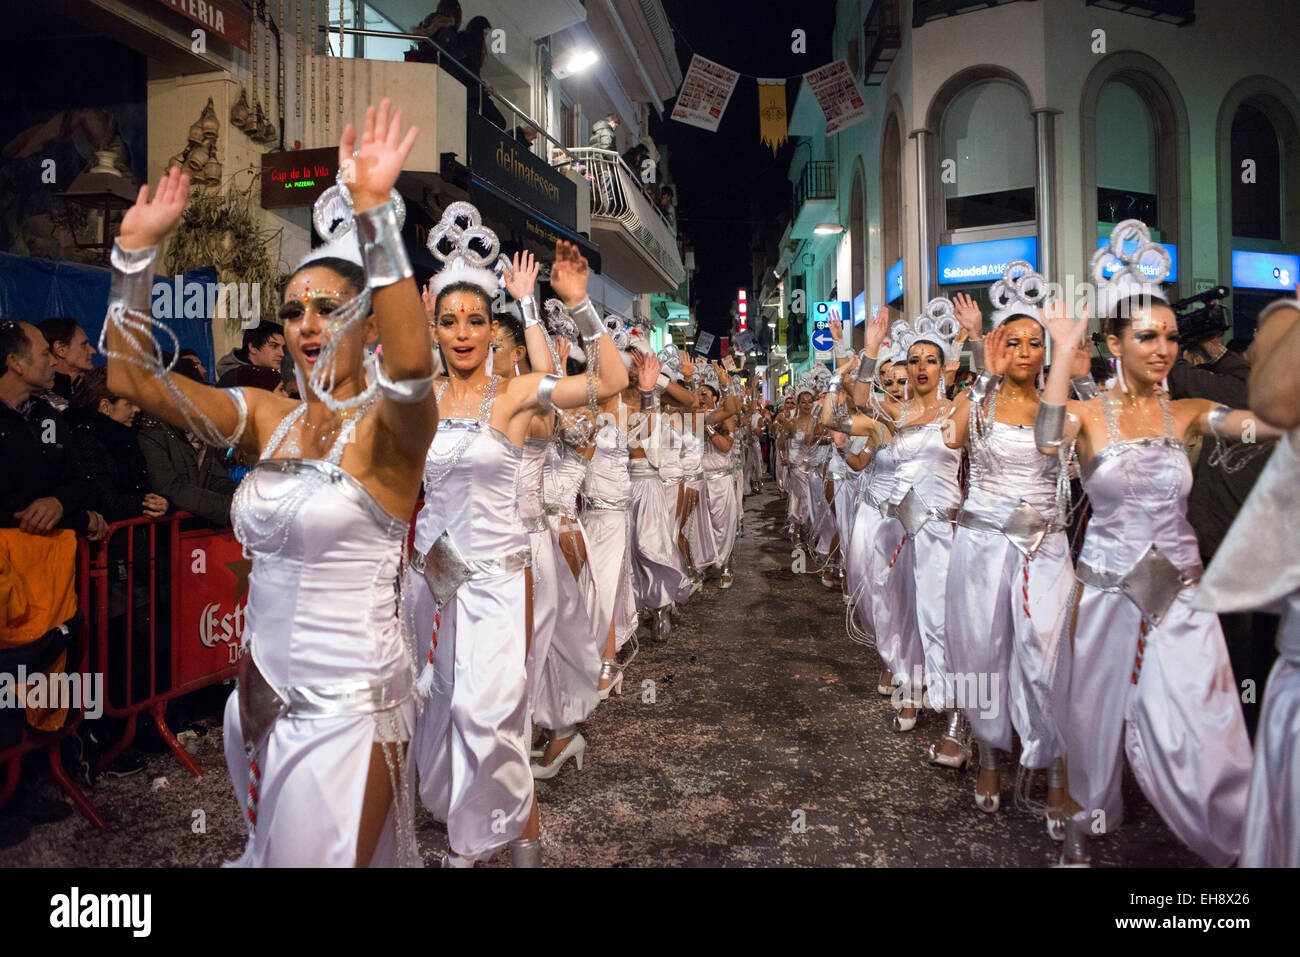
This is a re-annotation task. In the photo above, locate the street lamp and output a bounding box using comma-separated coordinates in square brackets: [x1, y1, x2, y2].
[813, 223, 844, 235]
[554, 49, 599, 79]
[59, 161, 139, 264]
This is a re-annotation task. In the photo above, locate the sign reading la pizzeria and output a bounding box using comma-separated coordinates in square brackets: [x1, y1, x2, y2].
[155, 0, 251, 52]
[261, 148, 338, 209]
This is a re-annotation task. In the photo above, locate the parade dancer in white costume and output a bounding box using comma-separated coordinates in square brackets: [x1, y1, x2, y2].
[695, 364, 741, 588]
[844, 306, 963, 734]
[582, 322, 640, 698]
[941, 267, 1081, 830]
[780, 387, 816, 548]
[105, 102, 435, 866]
[407, 206, 627, 867]
[1037, 220, 1280, 867]
[1196, 297, 1300, 867]
[529, 305, 605, 779]
[677, 351, 715, 591]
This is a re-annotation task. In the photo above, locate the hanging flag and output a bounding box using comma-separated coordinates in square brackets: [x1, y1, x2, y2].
[804, 59, 867, 135]
[757, 78, 788, 154]
[671, 54, 739, 132]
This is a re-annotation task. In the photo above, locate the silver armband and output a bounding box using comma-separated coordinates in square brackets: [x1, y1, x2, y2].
[640, 390, 657, 411]
[109, 241, 158, 313]
[220, 387, 250, 448]
[969, 369, 1001, 404]
[830, 411, 854, 433]
[827, 372, 844, 394]
[846, 434, 870, 456]
[569, 297, 604, 340]
[519, 295, 540, 328]
[968, 339, 986, 373]
[353, 201, 412, 288]
[1070, 376, 1100, 401]
[1207, 404, 1232, 439]
[833, 339, 851, 360]
[853, 351, 877, 382]
[537, 373, 560, 412]
[654, 372, 671, 396]
[1034, 401, 1067, 450]
[371, 354, 435, 404]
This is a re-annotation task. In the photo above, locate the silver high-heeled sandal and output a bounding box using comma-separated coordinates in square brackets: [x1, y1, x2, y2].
[652, 605, 672, 639]
[974, 741, 1000, 813]
[928, 710, 972, 769]
[597, 659, 625, 700]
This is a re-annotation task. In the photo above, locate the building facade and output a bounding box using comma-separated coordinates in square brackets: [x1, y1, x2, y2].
[769, 0, 1300, 384]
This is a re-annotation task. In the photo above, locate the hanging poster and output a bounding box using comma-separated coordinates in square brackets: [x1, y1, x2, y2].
[670, 54, 739, 132]
[757, 78, 788, 154]
[803, 59, 867, 135]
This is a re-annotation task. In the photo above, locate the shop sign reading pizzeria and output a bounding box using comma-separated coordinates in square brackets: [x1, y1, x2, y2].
[261, 148, 338, 209]
[155, 0, 251, 51]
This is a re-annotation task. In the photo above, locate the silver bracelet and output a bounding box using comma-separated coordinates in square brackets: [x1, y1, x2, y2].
[1035, 401, 1067, 449]
[968, 339, 986, 373]
[827, 372, 844, 394]
[1207, 404, 1232, 439]
[830, 410, 854, 433]
[537, 373, 560, 412]
[353, 201, 412, 288]
[1070, 375, 1100, 400]
[569, 297, 604, 340]
[853, 351, 877, 382]
[519, 295, 540, 328]
[654, 372, 671, 396]
[969, 369, 1002, 404]
[109, 241, 158, 313]
[371, 354, 434, 404]
[640, 390, 656, 411]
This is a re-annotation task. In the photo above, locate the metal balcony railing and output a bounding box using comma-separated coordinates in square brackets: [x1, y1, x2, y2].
[862, 0, 902, 85]
[912, 0, 1031, 28]
[793, 161, 836, 215]
[562, 147, 685, 286]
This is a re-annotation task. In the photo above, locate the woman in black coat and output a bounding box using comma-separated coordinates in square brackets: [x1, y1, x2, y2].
[66, 367, 168, 523]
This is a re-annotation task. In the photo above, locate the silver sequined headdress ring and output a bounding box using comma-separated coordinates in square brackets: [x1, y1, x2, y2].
[427, 201, 512, 300]
[1091, 218, 1171, 319]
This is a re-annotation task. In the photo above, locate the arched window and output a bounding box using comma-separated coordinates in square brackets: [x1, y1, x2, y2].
[1096, 80, 1159, 227]
[940, 80, 1035, 229]
[1231, 104, 1282, 240]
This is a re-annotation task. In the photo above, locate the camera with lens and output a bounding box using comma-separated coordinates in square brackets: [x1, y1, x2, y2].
[1171, 286, 1231, 347]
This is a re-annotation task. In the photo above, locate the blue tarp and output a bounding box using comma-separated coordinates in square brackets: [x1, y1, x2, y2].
[0, 252, 219, 381]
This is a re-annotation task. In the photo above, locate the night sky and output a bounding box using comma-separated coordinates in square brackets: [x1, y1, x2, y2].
[653, 0, 838, 338]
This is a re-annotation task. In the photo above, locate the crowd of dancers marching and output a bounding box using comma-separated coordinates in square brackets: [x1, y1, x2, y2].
[773, 232, 1298, 867]
[93, 99, 1296, 868]
[99, 100, 763, 867]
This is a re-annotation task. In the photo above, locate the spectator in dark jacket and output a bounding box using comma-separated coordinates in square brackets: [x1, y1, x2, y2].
[37, 317, 97, 412]
[65, 368, 169, 523]
[0, 320, 104, 541]
[214, 321, 284, 384]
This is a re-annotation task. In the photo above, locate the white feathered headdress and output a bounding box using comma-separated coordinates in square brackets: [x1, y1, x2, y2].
[989, 260, 1049, 327]
[898, 297, 961, 364]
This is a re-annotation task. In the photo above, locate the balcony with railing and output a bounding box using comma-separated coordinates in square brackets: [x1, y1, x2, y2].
[790, 160, 837, 240]
[912, 0, 1032, 28]
[561, 147, 685, 292]
[862, 0, 902, 85]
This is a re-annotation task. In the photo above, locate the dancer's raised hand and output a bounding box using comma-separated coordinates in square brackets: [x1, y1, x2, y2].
[340, 97, 419, 209]
[120, 166, 189, 250]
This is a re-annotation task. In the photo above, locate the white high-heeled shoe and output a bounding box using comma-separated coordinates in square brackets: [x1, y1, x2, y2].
[928, 711, 972, 769]
[531, 732, 586, 780]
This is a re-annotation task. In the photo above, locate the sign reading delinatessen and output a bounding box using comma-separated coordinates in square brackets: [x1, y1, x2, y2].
[468, 113, 576, 230]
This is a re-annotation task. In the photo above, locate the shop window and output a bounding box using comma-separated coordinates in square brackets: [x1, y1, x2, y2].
[1096, 80, 1159, 227]
[941, 80, 1035, 229]
[1231, 104, 1282, 241]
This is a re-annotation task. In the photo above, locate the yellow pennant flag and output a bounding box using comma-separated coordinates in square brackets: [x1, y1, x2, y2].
[757, 78, 787, 154]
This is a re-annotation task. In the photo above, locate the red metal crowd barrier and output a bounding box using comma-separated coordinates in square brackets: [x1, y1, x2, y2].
[85, 512, 247, 779]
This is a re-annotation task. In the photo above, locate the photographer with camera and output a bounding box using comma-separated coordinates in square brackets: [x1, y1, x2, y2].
[1166, 286, 1276, 738]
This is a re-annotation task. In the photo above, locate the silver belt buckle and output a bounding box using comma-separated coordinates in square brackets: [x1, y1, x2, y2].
[1121, 544, 1188, 627]
[896, 487, 931, 537]
[420, 530, 472, 606]
[1003, 500, 1050, 557]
